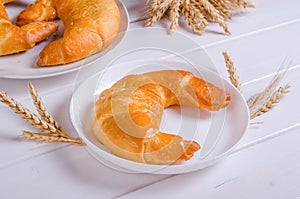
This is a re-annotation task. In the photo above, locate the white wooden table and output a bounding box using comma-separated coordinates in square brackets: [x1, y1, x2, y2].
[1, 0, 300, 198]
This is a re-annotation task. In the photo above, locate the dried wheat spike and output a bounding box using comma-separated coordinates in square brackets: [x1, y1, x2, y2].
[0, 92, 57, 133]
[28, 82, 63, 132]
[248, 61, 290, 117]
[222, 51, 241, 90]
[145, 0, 254, 35]
[0, 86, 84, 145]
[208, 0, 232, 19]
[181, 0, 208, 34]
[169, 0, 181, 31]
[145, 0, 173, 26]
[251, 83, 291, 119]
[198, 0, 231, 34]
[21, 131, 84, 145]
[235, 0, 255, 8]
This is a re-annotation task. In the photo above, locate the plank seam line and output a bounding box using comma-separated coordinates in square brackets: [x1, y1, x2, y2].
[116, 122, 300, 198]
[242, 64, 300, 86]
[202, 18, 300, 49]
[0, 145, 70, 170]
[232, 122, 300, 154]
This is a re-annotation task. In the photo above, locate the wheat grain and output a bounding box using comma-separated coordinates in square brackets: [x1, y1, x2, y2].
[251, 83, 291, 119]
[28, 82, 63, 131]
[0, 92, 57, 133]
[198, 0, 230, 34]
[169, 0, 181, 31]
[0, 87, 84, 145]
[208, 0, 232, 18]
[235, 0, 255, 8]
[247, 61, 290, 116]
[181, 0, 208, 34]
[21, 131, 84, 145]
[222, 51, 241, 90]
[145, 0, 172, 26]
[145, 0, 254, 35]
[145, 0, 160, 26]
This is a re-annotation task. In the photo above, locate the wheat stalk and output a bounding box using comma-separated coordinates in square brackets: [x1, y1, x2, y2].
[222, 52, 291, 121]
[145, 0, 173, 27]
[169, 0, 181, 32]
[222, 51, 241, 91]
[28, 82, 63, 131]
[145, 0, 254, 35]
[199, 0, 231, 34]
[21, 131, 83, 145]
[27, 83, 79, 140]
[0, 84, 84, 145]
[0, 92, 57, 133]
[208, 0, 232, 18]
[251, 83, 290, 119]
[145, 0, 162, 26]
[247, 61, 289, 116]
[181, 0, 208, 34]
[234, 0, 255, 8]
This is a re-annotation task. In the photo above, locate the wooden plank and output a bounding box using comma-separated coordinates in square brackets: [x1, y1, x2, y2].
[125, 0, 300, 46]
[119, 126, 300, 199]
[0, 146, 170, 198]
[0, 0, 299, 198]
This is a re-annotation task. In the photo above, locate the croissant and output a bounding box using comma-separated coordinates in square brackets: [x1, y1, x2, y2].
[92, 70, 231, 164]
[1, 0, 15, 4]
[16, 0, 57, 26]
[16, 0, 120, 66]
[0, 2, 58, 56]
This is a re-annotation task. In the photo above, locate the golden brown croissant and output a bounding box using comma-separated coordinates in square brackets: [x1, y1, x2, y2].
[0, 0, 15, 4]
[92, 70, 231, 164]
[16, 0, 120, 66]
[16, 0, 57, 26]
[0, 2, 58, 56]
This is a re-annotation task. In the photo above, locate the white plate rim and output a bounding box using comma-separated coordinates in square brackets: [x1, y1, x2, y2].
[0, 0, 129, 79]
[70, 59, 250, 174]
[70, 35, 249, 174]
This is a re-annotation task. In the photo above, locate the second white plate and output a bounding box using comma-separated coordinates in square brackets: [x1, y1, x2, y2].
[70, 46, 249, 174]
[0, 0, 129, 79]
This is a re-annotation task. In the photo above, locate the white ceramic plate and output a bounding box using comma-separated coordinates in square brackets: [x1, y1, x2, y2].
[70, 44, 249, 174]
[0, 0, 129, 79]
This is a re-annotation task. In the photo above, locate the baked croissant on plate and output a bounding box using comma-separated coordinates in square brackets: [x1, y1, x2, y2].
[16, 0, 57, 26]
[16, 0, 120, 66]
[1, 0, 15, 4]
[92, 70, 231, 164]
[0, 2, 58, 56]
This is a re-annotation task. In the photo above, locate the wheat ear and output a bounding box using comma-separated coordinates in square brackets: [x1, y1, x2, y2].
[223, 51, 241, 91]
[181, 0, 208, 35]
[169, 0, 181, 32]
[198, 0, 230, 34]
[21, 131, 83, 145]
[0, 86, 84, 145]
[251, 83, 291, 119]
[145, 0, 173, 26]
[28, 82, 63, 131]
[0, 92, 57, 133]
[247, 61, 289, 116]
